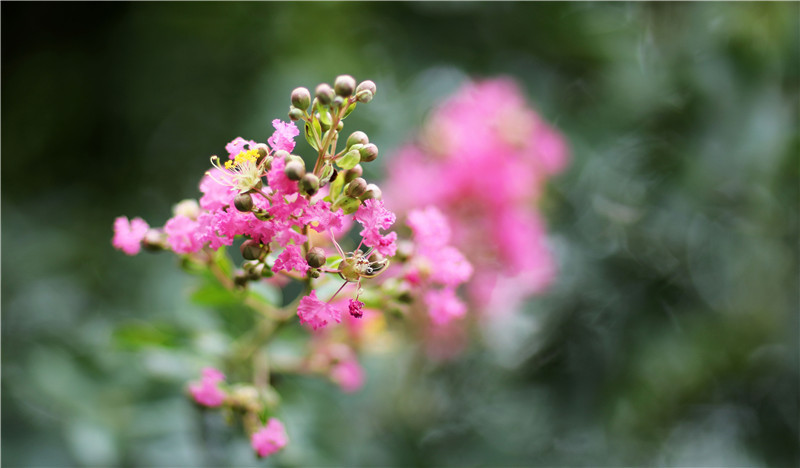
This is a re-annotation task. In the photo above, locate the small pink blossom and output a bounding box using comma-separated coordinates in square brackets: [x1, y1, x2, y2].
[112, 216, 149, 255]
[297, 290, 341, 330]
[266, 155, 299, 196]
[199, 169, 237, 211]
[189, 367, 226, 407]
[225, 137, 257, 158]
[348, 299, 364, 318]
[273, 244, 309, 274]
[424, 288, 467, 326]
[164, 214, 204, 254]
[330, 358, 365, 393]
[267, 119, 299, 153]
[355, 199, 397, 256]
[251, 418, 288, 458]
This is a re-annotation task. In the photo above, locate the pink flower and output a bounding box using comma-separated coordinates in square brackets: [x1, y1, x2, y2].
[355, 199, 397, 256]
[267, 119, 299, 153]
[348, 299, 364, 318]
[225, 137, 258, 158]
[199, 169, 236, 211]
[251, 418, 288, 458]
[189, 367, 227, 407]
[330, 358, 365, 393]
[297, 290, 341, 330]
[424, 288, 467, 326]
[273, 244, 309, 275]
[265, 155, 299, 197]
[112, 216, 149, 255]
[407, 206, 451, 248]
[164, 214, 204, 254]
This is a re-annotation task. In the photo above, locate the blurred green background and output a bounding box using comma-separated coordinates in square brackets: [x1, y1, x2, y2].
[2, 2, 798, 466]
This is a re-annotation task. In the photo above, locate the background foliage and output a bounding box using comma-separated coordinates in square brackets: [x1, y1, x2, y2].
[3, 2, 798, 466]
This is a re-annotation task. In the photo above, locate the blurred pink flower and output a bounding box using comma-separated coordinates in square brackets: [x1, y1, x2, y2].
[251, 418, 288, 458]
[330, 357, 365, 393]
[188, 367, 226, 407]
[298, 290, 341, 330]
[355, 199, 397, 257]
[112, 216, 149, 255]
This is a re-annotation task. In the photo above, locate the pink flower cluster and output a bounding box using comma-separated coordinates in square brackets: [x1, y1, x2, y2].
[251, 418, 288, 458]
[384, 78, 569, 315]
[405, 206, 473, 326]
[189, 367, 227, 407]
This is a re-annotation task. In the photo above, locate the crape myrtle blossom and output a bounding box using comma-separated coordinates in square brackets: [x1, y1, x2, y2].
[251, 418, 288, 458]
[384, 77, 568, 316]
[112, 216, 149, 255]
[188, 367, 227, 407]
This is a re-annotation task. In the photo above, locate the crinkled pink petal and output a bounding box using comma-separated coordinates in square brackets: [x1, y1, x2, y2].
[189, 367, 226, 407]
[297, 290, 341, 330]
[273, 244, 309, 274]
[251, 418, 288, 458]
[199, 169, 237, 211]
[267, 119, 299, 153]
[112, 216, 149, 255]
[164, 215, 204, 254]
[225, 137, 258, 158]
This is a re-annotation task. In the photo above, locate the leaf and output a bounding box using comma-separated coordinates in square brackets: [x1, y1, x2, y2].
[114, 322, 187, 350]
[342, 101, 357, 119]
[248, 281, 282, 307]
[191, 280, 240, 307]
[329, 169, 345, 199]
[304, 122, 319, 150]
[336, 149, 361, 170]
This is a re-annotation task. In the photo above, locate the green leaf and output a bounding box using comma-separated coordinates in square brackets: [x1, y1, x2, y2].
[316, 103, 332, 127]
[336, 149, 361, 170]
[329, 169, 345, 199]
[114, 322, 186, 350]
[191, 280, 240, 307]
[342, 101, 357, 119]
[248, 281, 282, 307]
[304, 122, 319, 150]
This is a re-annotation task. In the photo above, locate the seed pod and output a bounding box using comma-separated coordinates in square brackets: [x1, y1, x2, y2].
[284, 161, 305, 181]
[234, 192, 254, 212]
[334, 75, 356, 97]
[306, 247, 326, 268]
[345, 177, 368, 198]
[300, 173, 320, 196]
[291, 87, 311, 110]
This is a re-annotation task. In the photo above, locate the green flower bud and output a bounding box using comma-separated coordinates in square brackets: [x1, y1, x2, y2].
[309, 269, 321, 279]
[291, 87, 311, 110]
[356, 80, 377, 96]
[334, 74, 356, 97]
[315, 83, 334, 105]
[288, 107, 304, 121]
[336, 120, 344, 131]
[234, 192, 254, 212]
[300, 173, 320, 196]
[345, 177, 368, 198]
[360, 183, 382, 201]
[332, 96, 345, 109]
[359, 143, 379, 162]
[254, 143, 269, 159]
[284, 160, 305, 181]
[305, 247, 327, 268]
[273, 149, 290, 161]
[338, 149, 361, 170]
[344, 164, 363, 183]
[240, 240, 263, 261]
[356, 90, 373, 104]
[346, 131, 369, 149]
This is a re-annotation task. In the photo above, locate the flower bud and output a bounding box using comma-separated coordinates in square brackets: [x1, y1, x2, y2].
[288, 107, 304, 121]
[345, 177, 367, 198]
[173, 199, 200, 219]
[334, 74, 356, 97]
[344, 164, 363, 183]
[346, 131, 369, 149]
[300, 173, 320, 196]
[142, 229, 166, 252]
[358, 143, 379, 162]
[356, 90, 373, 104]
[234, 192, 254, 212]
[234, 270, 249, 288]
[356, 80, 376, 96]
[332, 96, 345, 109]
[254, 143, 269, 159]
[273, 149, 290, 161]
[309, 269, 321, 279]
[291, 87, 311, 110]
[284, 160, 305, 181]
[240, 239, 263, 261]
[306, 247, 327, 268]
[315, 83, 334, 105]
[336, 120, 344, 131]
[359, 183, 382, 201]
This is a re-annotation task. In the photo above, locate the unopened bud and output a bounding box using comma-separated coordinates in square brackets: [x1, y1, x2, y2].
[345, 177, 368, 198]
[334, 75, 356, 97]
[300, 173, 320, 196]
[344, 164, 363, 183]
[291, 87, 311, 110]
[240, 240, 263, 261]
[284, 161, 305, 181]
[315, 83, 334, 105]
[273, 149, 290, 161]
[309, 269, 321, 279]
[346, 131, 369, 149]
[288, 107, 304, 121]
[305, 247, 327, 268]
[332, 96, 345, 109]
[356, 80, 376, 96]
[360, 183, 382, 201]
[142, 229, 166, 251]
[356, 90, 373, 104]
[234, 192, 254, 212]
[234, 270, 248, 288]
[173, 199, 200, 219]
[336, 120, 344, 131]
[359, 143, 379, 162]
